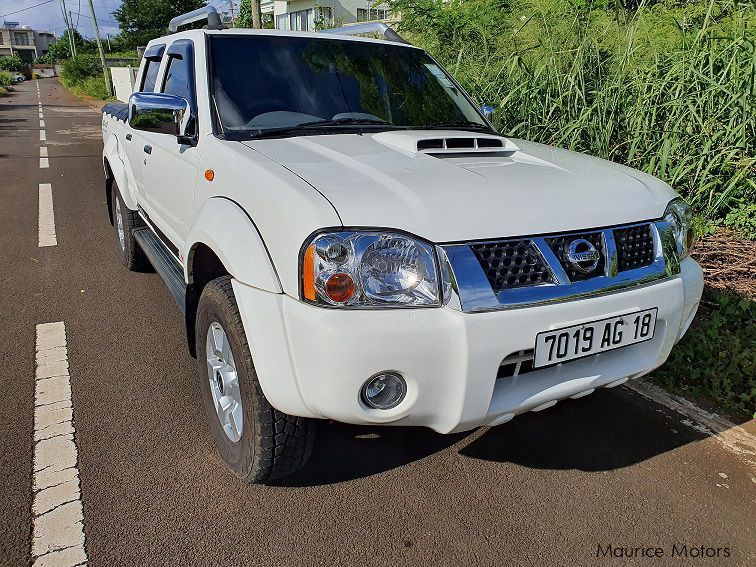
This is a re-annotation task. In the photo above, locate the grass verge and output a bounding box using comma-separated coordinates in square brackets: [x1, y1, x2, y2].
[652, 231, 755, 420]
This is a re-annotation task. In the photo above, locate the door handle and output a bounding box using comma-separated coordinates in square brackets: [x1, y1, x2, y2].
[125, 133, 132, 141]
[143, 144, 152, 155]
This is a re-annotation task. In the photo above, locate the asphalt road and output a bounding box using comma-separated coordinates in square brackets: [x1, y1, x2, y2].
[0, 79, 754, 567]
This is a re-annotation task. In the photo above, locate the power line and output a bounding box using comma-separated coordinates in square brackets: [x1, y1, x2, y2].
[0, 0, 57, 19]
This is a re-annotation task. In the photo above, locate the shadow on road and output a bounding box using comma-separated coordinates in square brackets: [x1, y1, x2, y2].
[278, 387, 706, 487]
[275, 424, 470, 487]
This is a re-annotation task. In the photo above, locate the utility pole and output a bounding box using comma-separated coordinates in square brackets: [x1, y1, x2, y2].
[86, 0, 112, 96]
[229, 2, 236, 27]
[68, 12, 77, 56]
[60, 0, 75, 57]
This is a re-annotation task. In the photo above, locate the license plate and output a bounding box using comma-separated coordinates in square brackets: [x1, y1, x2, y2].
[533, 308, 658, 368]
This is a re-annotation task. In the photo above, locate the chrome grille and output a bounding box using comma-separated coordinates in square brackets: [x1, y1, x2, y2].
[441, 219, 674, 313]
[470, 240, 553, 293]
[614, 224, 655, 272]
[545, 231, 605, 282]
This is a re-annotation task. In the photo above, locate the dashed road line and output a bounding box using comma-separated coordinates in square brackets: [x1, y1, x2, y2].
[40, 147, 48, 158]
[40, 120, 45, 128]
[39, 112, 44, 119]
[32, 322, 88, 567]
[40, 130, 46, 141]
[39, 157, 49, 169]
[38, 183, 57, 247]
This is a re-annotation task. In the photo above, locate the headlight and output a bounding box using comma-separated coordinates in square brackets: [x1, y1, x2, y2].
[301, 230, 441, 307]
[663, 198, 694, 260]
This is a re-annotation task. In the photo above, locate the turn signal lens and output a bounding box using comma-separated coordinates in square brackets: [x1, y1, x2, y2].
[324, 273, 355, 303]
[302, 244, 315, 301]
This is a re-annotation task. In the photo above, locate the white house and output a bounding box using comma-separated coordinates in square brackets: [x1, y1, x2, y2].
[0, 21, 56, 64]
[261, 1, 392, 32]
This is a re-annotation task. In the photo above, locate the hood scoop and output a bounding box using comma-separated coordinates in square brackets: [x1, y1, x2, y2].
[373, 130, 520, 155]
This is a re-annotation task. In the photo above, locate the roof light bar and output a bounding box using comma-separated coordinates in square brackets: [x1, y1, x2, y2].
[168, 6, 224, 33]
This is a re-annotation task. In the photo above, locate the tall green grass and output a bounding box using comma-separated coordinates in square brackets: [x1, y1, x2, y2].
[391, 0, 755, 232]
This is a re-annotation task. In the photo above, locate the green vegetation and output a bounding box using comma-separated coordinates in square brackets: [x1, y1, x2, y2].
[390, 0, 755, 236]
[0, 55, 27, 72]
[652, 289, 755, 419]
[0, 71, 13, 87]
[59, 56, 110, 100]
[114, 0, 204, 49]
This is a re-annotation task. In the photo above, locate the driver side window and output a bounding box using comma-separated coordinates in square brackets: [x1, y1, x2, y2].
[162, 56, 192, 105]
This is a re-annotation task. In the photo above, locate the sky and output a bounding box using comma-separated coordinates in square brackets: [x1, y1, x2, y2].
[0, 1, 234, 40]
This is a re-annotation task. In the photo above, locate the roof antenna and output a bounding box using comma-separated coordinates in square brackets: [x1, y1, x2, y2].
[168, 5, 226, 33]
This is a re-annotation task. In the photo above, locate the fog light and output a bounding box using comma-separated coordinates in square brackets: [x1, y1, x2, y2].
[361, 372, 406, 410]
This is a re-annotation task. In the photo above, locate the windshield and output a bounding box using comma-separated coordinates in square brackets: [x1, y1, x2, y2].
[209, 35, 490, 136]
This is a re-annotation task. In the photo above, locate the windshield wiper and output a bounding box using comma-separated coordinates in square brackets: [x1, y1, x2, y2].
[422, 120, 496, 133]
[247, 117, 390, 139]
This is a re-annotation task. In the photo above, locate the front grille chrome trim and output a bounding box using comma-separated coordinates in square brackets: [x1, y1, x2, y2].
[442, 220, 680, 313]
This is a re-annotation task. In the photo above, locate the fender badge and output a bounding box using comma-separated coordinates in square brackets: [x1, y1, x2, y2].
[204, 169, 215, 182]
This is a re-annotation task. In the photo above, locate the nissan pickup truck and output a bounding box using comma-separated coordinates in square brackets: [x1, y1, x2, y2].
[100, 7, 704, 483]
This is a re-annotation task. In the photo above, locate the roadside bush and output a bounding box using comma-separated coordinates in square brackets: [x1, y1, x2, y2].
[390, 0, 755, 232]
[0, 55, 26, 72]
[0, 70, 12, 87]
[652, 289, 755, 419]
[59, 55, 110, 100]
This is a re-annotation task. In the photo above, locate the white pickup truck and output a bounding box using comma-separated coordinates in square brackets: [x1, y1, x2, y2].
[101, 7, 703, 483]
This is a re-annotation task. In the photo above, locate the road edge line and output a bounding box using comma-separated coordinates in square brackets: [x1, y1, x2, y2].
[625, 379, 756, 468]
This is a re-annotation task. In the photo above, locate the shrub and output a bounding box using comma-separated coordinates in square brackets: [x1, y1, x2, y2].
[0, 70, 12, 87]
[60, 55, 103, 86]
[652, 289, 755, 419]
[59, 55, 111, 100]
[0, 55, 26, 72]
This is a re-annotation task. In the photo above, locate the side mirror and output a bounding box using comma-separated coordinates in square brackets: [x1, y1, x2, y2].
[128, 92, 196, 145]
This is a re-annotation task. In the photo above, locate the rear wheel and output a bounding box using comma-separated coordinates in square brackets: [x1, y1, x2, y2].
[113, 188, 149, 271]
[196, 276, 315, 483]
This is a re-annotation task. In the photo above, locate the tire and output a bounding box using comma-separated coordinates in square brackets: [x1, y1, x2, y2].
[196, 276, 315, 483]
[113, 187, 150, 271]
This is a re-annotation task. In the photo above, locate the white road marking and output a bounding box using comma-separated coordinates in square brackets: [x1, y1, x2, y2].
[626, 379, 756, 467]
[40, 120, 45, 128]
[39, 157, 49, 169]
[40, 147, 48, 157]
[39, 112, 44, 119]
[38, 183, 56, 247]
[32, 322, 88, 567]
[40, 130, 46, 141]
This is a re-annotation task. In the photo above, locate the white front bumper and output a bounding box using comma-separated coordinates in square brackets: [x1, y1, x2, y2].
[233, 257, 703, 433]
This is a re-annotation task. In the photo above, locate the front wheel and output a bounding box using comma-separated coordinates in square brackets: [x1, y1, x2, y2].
[196, 276, 315, 483]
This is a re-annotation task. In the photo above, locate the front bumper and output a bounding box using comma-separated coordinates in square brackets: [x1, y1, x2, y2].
[233, 257, 703, 433]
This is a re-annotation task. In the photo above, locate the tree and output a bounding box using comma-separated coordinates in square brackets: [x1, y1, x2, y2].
[237, 0, 262, 28]
[38, 29, 95, 63]
[114, 0, 205, 49]
[0, 55, 26, 72]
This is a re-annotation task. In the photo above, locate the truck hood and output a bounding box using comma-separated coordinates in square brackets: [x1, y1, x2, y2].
[242, 131, 677, 242]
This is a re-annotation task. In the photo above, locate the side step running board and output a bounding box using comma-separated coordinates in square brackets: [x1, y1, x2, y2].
[133, 227, 186, 312]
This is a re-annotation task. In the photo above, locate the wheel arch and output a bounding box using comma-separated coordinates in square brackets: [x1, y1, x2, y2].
[183, 197, 282, 356]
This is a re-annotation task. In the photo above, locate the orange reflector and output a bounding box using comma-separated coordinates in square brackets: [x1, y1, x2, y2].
[204, 169, 215, 181]
[302, 244, 315, 301]
[325, 273, 355, 303]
